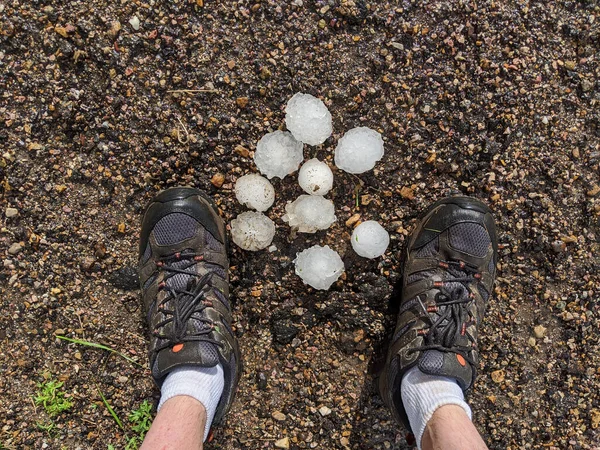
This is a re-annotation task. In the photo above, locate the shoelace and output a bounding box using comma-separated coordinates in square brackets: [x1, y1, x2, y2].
[151, 251, 223, 355]
[408, 259, 481, 366]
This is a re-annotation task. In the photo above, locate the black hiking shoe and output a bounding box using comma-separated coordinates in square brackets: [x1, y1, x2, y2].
[138, 187, 241, 425]
[380, 196, 498, 430]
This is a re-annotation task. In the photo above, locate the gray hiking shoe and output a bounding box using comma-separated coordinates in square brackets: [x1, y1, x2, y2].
[380, 196, 498, 430]
[138, 187, 241, 425]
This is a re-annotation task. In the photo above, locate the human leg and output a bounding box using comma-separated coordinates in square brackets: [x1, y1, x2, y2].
[138, 187, 242, 447]
[141, 396, 207, 450]
[421, 405, 488, 450]
[379, 196, 498, 449]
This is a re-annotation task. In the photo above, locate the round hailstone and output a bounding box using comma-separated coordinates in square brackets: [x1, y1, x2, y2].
[285, 93, 333, 145]
[294, 245, 345, 290]
[334, 127, 384, 174]
[351, 220, 390, 258]
[298, 158, 334, 196]
[230, 211, 276, 251]
[254, 131, 304, 179]
[235, 174, 275, 212]
[282, 195, 336, 233]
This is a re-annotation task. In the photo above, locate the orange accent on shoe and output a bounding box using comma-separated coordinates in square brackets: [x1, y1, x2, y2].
[172, 343, 184, 353]
[434, 281, 444, 288]
[456, 354, 466, 366]
[207, 429, 214, 443]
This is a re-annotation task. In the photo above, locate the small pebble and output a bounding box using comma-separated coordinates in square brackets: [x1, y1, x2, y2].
[129, 16, 140, 31]
[318, 406, 332, 416]
[534, 325, 547, 339]
[272, 411, 286, 422]
[5, 207, 18, 218]
[8, 243, 22, 255]
[274, 437, 290, 449]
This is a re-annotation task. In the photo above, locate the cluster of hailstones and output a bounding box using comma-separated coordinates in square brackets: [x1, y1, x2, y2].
[230, 93, 390, 290]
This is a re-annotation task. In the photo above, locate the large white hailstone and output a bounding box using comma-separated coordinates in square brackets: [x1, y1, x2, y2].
[282, 195, 336, 233]
[334, 127, 384, 174]
[230, 211, 276, 251]
[294, 245, 345, 290]
[285, 93, 333, 145]
[235, 174, 275, 212]
[298, 158, 334, 196]
[351, 220, 390, 258]
[254, 131, 304, 179]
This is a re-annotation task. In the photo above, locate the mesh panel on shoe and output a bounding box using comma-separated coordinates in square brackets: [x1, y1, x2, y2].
[153, 213, 199, 245]
[393, 321, 414, 343]
[229, 353, 237, 389]
[214, 288, 230, 310]
[165, 259, 192, 291]
[197, 342, 219, 365]
[448, 223, 490, 257]
[205, 263, 227, 280]
[416, 237, 439, 257]
[144, 274, 156, 290]
[398, 297, 420, 315]
[420, 349, 444, 372]
[407, 270, 435, 284]
[206, 231, 223, 251]
[142, 242, 152, 263]
[489, 256, 496, 273]
[480, 286, 489, 302]
[444, 281, 468, 299]
[388, 356, 399, 389]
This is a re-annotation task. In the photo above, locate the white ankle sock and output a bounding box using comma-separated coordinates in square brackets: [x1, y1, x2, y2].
[158, 364, 224, 441]
[401, 366, 472, 450]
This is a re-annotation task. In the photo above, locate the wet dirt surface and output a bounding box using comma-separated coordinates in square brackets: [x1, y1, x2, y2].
[1, 1, 599, 449]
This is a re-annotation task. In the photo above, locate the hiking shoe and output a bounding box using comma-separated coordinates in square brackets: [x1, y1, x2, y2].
[138, 187, 241, 424]
[380, 196, 498, 430]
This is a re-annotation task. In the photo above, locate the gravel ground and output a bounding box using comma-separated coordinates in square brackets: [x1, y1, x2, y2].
[1, 1, 600, 449]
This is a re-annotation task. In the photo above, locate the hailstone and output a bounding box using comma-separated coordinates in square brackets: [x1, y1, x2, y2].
[294, 245, 345, 290]
[351, 220, 390, 258]
[254, 131, 304, 179]
[285, 93, 333, 145]
[334, 127, 384, 174]
[298, 158, 334, 196]
[235, 174, 275, 212]
[282, 195, 336, 233]
[230, 211, 276, 251]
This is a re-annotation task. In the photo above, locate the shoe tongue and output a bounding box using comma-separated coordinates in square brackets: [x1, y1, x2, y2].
[153, 256, 220, 380]
[417, 350, 473, 391]
[165, 257, 195, 291]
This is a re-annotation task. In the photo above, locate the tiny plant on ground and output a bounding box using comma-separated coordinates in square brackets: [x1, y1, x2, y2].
[125, 400, 153, 450]
[34, 378, 73, 417]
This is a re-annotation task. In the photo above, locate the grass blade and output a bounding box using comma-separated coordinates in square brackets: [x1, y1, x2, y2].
[56, 335, 143, 368]
[97, 385, 123, 430]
